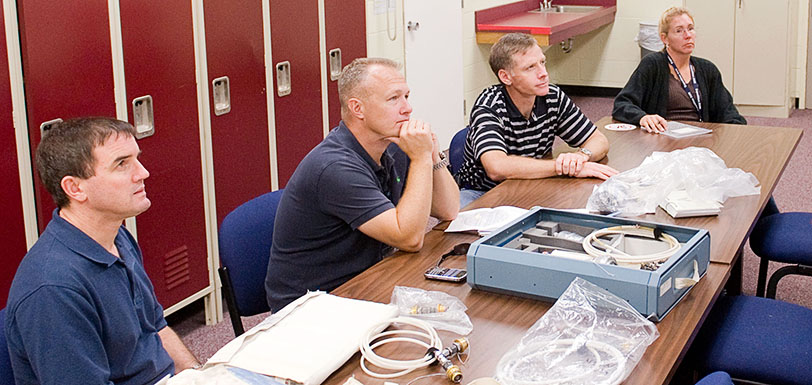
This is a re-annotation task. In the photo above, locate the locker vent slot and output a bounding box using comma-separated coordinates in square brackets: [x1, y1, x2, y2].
[164, 245, 190, 290]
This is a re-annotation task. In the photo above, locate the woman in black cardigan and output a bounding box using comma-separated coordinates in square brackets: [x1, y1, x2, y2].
[612, 7, 745, 133]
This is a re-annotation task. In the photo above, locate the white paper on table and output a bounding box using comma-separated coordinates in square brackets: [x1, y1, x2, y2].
[202, 291, 398, 385]
[659, 190, 722, 218]
[445, 206, 528, 235]
[663, 121, 712, 138]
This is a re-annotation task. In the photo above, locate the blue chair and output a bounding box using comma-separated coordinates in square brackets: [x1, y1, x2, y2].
[695, 372, 733, 385]
[693, 296, 812, 384]
[1, 308, 16, 385]
[218, 189, 285, 337]
[749, 212, 812, 298]
[449, 126, 469, 176]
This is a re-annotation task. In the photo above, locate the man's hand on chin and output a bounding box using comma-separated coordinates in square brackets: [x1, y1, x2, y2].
[387, 119, 433, 162]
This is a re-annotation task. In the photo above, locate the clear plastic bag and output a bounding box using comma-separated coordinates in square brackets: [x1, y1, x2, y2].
[390, 286, 473, 335]
[587, 147, 761, 215]
[495, 278, 659, 385]
[166, 365, 282, 385]
[636, 22, 663, 51]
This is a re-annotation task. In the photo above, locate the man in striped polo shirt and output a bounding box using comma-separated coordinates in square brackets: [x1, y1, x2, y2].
[456, 33, 618, 207]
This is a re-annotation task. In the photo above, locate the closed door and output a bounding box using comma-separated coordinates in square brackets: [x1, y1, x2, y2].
[204, 0, 272, 224]
[324, 0, 367, 129]
[17, 0, 117, 231]
[733, 0, 788, 106]
[403, 0, 464, 147]
[119, 0, 210, 307]
[270, 0, 324, 187]
[0, 3, 29, 308]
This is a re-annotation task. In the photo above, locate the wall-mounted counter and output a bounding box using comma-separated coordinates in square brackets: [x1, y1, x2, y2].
[476, 0, 617, 47]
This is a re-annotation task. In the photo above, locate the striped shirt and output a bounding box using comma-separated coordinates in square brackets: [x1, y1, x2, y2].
[456, 84, 596, 190]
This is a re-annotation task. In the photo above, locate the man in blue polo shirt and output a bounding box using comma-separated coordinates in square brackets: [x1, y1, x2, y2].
[456, 33, 619, 207]
[265, 58, 460, 312]
[5, 118, 200, 384]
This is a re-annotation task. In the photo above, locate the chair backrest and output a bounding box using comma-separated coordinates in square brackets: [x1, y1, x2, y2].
[218, 189, 285, 317]
[0, 308, 15, 385]
[449, 126, 469, 176]
[695, 372, 733, 385]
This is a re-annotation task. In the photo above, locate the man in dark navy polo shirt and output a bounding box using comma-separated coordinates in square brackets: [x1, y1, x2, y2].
[265, 58, 460, 312]
[5, 118, 200, 384]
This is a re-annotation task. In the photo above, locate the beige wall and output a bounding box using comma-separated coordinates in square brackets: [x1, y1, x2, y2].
[367, 0, 811, 119]
[544, 0, 681, 89]
[365, 0, 405, 67]
[462, 0, 516, 122]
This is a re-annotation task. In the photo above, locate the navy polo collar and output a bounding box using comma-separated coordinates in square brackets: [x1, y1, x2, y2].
[47, 209, 121, 267]
[334, 121, 395, 172]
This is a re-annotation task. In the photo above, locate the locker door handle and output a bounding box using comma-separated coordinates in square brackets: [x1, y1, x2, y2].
[212, 76, 231, 116]
[329, 48, 342, 81]
[132, 95, 155, 139]
[276, 61, 291, 97]
[39, 118, 63, 134]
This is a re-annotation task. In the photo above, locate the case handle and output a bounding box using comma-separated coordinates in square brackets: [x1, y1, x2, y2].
[674, 260, 700, 290]
[276, 61, 291, 97]
[328, 48, 342, 81]
[132, 95, 155, 139]
[212, 76, 231, 116]
[39, 118, 63, 134]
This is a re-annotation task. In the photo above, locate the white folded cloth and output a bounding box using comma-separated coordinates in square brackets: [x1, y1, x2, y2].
[169, 291, 398, 385]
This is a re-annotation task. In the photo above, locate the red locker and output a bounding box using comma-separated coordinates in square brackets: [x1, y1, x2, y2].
[204, 0, 272, 224]
[118, 0, 210, 307]
[17, 0, 117, 231]
[270, 0, 324, 186]
[1, 4, 29, 308]
[324, 0, 367, 129]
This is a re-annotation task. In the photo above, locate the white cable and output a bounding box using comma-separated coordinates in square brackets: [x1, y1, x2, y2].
[497, 339, 626, 385]
[582, 225, 680, 264]
[405, 373, 446, 385]
[359, 317, 443, 379]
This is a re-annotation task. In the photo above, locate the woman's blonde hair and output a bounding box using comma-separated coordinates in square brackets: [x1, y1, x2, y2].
[659, 7, 694, 35]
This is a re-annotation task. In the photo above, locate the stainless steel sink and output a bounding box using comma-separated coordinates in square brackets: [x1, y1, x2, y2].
[529, 5, 602, 13]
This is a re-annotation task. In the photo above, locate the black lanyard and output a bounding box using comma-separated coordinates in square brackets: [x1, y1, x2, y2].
[666, 53, 702, 121]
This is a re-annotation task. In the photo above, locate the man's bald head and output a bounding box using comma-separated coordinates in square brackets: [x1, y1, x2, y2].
[338, 57, 401, 119]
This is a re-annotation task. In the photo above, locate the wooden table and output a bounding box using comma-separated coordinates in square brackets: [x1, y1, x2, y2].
[326, 117, 802, 385]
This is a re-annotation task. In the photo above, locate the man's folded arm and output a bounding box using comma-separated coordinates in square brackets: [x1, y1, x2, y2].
[358, 157, 433, 252]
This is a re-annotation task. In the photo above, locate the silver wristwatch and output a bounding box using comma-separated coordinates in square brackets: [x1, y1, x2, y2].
[578, 147, 592, 160]
[433, 152, 450, 171]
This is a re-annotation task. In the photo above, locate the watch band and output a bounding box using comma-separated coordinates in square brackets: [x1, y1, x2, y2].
[433, 156, 450, 171]
[578, 147, 592, 160]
